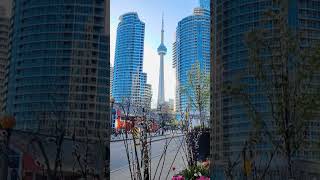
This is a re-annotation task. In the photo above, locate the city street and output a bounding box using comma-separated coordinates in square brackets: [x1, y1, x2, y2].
[110, 134, 187, 180]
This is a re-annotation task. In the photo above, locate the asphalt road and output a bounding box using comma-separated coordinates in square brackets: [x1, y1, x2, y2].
[110, 134, 187, 180]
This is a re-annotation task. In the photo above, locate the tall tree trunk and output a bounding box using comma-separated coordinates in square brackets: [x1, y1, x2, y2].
[132, 134, 142, 179]
[143, 124, 149, 180]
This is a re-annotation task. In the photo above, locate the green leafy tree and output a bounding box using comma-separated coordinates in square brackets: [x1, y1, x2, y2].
[182, 61, 210, 129]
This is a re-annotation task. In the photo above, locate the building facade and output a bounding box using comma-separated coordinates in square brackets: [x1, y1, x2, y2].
[0, 6, 9, 112]
[112, 12, 148, 106]
[199, 0, 210, 11]
[0, 0, 11, 17]
[110, 66, 113, 97]
[5, 0, 109, 140]
[144, 83, 152, 109]
[173, 5, 210, 114]
[168, 98, 174, 112]
[211, 0, 320, 178]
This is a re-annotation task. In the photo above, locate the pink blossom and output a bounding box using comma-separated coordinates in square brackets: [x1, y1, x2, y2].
[202, 160, 210, 168]
[197, 176, 210, 180]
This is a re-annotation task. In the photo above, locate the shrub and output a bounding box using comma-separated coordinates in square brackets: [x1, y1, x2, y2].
[178, 164, 209, 180]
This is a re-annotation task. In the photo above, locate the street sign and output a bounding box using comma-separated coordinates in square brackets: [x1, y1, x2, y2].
[132, 127, 140, 145]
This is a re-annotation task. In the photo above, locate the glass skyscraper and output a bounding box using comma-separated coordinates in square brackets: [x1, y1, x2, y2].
[211, 0, 320, 178]
[5, 0, 109, 140]
[0, 0, 11, 17]
[144, 84, 152, 110]
[113, 12, 151, 108]
[110, 66, 113, 97]
[0, 6, 9, 112]
[199, 0, 210, 11]
[173, 5, 210, 115]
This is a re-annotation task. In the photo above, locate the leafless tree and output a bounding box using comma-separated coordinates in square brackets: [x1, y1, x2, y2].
[223, 1, 320, 179]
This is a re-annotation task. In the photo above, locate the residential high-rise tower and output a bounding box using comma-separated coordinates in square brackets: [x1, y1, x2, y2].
[211, 0, 320, 178]
[6, 0, 109, 140]
[0, 6, 9, 112]
[173, 4, 210, 114]
[113, 12, 147, 106]
[110, 66, 113, 97]
[144, 84, 152, 109]
[199, 0, 210, 11]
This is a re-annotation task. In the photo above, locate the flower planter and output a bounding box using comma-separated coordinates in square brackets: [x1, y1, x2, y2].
[172, 175, 210, 180]
[172, 175, 185, 180]
[176, 163, 210, 180]
[197, 176, 210, 180]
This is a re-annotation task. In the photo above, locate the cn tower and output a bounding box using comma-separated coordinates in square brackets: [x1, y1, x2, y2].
[157, 14, 167, 107]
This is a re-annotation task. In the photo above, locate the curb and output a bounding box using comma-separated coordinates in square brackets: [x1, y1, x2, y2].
[111, 133, 183, 142]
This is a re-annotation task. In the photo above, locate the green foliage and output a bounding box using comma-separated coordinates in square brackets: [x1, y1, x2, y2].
[181, 61, 210, 129]
[168, 119, 179, 128]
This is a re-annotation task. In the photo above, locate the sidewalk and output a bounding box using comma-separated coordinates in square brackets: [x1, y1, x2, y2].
[110, 135, 187, 180]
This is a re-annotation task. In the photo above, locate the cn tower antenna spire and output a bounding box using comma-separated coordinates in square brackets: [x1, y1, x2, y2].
[162, 12, 164, 29]
[161, 12, 164, 43]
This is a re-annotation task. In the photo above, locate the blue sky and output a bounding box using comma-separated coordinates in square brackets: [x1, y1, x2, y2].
[110, 0, 199, 109]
